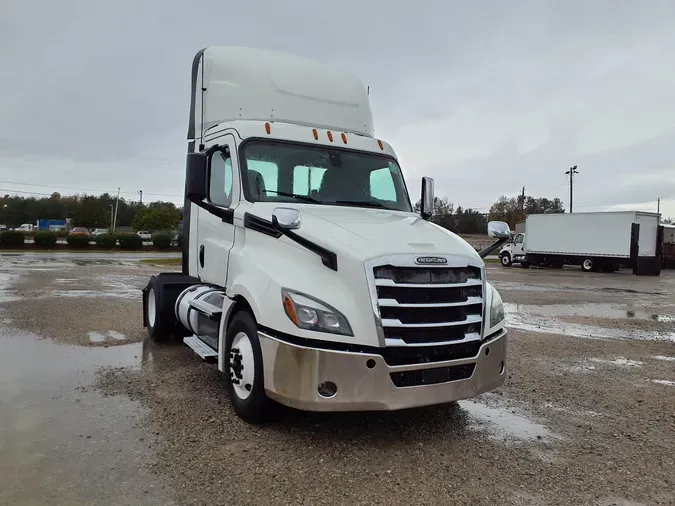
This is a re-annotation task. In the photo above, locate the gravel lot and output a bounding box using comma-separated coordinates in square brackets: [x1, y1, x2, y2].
[0, 253, 673, 505]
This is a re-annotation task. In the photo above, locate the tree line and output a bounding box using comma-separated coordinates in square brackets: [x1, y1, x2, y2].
[414, 194, 565, 234]
[2, 190, 568, 234]
[0, 192, 182, 231]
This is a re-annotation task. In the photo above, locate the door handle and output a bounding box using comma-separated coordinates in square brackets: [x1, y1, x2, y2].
[199, 244, 205, 268]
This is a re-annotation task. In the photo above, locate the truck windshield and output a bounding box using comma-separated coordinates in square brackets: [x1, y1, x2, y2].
[241, 141, 412, 212]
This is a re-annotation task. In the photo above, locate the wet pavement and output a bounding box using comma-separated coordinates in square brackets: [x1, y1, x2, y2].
[1, 255, 674, 505]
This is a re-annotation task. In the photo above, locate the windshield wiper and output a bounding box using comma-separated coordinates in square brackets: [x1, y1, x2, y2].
[262, 190, 322, 204]
[333, 200, 388, 209]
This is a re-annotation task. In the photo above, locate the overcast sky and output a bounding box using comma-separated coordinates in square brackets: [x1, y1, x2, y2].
[2, 0, 674, 218]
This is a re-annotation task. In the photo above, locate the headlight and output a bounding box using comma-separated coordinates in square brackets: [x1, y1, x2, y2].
[489, 285, 505, 327]
[281, 289, 353, 336]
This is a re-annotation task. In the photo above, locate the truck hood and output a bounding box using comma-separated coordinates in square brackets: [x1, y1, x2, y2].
[247, 203, 482, 262]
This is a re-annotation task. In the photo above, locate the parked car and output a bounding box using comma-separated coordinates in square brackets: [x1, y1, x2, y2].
[69, 227, 91, 238]
[137, 230, 152, 241]
[91, 228, 109, 237]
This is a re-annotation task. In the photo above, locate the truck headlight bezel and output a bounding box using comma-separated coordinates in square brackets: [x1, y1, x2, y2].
[281, 289, 354, 336]
[489, 284, 505, 328]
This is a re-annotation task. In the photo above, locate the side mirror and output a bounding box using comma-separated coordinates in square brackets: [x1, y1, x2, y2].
[272, 207, 302, 231]
[420, 177, 435, 220]
[186, 152, 208, 201]
[488, 221, 511, 239]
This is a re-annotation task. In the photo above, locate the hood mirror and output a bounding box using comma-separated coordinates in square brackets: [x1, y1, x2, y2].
[488, 221, 511, 239]
[272, 207, 302, 231]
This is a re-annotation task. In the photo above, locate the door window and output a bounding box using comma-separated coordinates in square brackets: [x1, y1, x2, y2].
[209, 150, 233, 207]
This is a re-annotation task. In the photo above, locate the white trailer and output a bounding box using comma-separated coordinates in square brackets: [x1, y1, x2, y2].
[500, 211, 662, 275]
[141, 46, 511, 423]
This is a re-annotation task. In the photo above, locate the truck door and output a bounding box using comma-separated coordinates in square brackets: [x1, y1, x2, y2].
[197, 133, 239, 287]
[514, 233, 525, 255]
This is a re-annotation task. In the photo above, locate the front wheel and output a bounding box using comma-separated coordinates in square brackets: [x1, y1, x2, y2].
[500, 253, 512, 267]
[224, 310, 272, 424]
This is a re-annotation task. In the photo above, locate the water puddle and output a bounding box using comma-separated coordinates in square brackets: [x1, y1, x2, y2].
[88, 331, 128, 343]
[459, 395, 559, 443]
[588, 357, 643, 367]
[652, 355, 675, 362]
[0, 272, 20, 302]
[0, 328, 176, 505]
[494, 281, 580, 293]
[650, 379, 675, 386]
[505, 303, 675, 342]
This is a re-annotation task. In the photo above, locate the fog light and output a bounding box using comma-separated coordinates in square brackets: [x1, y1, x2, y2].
[317, 381, 337, 398]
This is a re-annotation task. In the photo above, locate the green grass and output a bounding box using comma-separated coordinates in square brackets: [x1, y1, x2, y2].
[139, 257, 182, 266]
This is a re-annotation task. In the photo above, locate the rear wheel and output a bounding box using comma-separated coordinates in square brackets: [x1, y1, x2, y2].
[224, 310, 272, 424]
[581, 258, 594, 272]
[500, 253, 512, 267]
[144, 276, 174, 341]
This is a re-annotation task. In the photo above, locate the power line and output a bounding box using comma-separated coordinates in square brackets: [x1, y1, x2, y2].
[0, 188, 53, 196]
[0, 180, 182, 198]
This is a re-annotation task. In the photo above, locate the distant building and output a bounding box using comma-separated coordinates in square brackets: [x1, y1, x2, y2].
[37, 219, 68, 232]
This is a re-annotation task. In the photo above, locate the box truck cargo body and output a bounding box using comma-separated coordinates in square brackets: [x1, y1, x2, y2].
[499, 211, 662, 275]
[662, 224, 675, 269]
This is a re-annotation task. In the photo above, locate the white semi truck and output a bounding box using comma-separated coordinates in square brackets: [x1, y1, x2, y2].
[499, 211, 663, 275]
[142, 46, 511, 423]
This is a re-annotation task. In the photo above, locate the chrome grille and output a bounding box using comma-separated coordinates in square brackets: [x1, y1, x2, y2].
[371, 262, 484, 346]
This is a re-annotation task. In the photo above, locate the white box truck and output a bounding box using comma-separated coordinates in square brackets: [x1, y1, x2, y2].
[141, 46, 512, 423]
[499, 211, 662, 275]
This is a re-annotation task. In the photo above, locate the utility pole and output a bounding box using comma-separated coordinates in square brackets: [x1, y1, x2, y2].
[657, 197, 660, 217]
[519, 186, 526, 213]
[565, 165, 578, 212]
[138, 190, 143, 204]
[109, 204, 114, 231]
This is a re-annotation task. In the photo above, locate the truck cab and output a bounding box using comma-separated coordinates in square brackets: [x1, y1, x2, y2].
[499, 233, 526, 267]
[142, 46, 511, 423]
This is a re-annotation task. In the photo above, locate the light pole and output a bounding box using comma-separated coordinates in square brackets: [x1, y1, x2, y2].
[109, 204, 114, 231]
[112, 188, 120, 233]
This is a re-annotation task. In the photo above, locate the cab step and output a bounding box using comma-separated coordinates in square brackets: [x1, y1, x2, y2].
[188, 298, 222, 320]
[183, 335, 218, 362]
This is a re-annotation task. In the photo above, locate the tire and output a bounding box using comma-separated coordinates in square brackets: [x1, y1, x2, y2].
[224, 310, 272, 424]
[500, 253, 512, 267]
[581, 258, 594, 272]
[144, 276, 174, 342]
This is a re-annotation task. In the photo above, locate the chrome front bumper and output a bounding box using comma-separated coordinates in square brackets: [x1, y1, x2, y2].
[258, 329, 507, 412]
